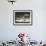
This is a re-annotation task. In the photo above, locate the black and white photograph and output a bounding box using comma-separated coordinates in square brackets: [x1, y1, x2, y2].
[13, 10, 32, 25]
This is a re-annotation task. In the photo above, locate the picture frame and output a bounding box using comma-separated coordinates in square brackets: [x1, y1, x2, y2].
[13, 10, 32, 25]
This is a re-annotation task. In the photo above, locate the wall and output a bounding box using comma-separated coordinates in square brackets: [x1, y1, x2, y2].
[0, 0, 46, 42]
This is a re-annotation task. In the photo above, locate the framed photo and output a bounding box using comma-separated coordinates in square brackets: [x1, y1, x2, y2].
[13, 10, 32, 25]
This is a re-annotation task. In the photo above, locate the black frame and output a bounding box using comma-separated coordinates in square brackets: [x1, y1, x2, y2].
[13, 10, 33, 26]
